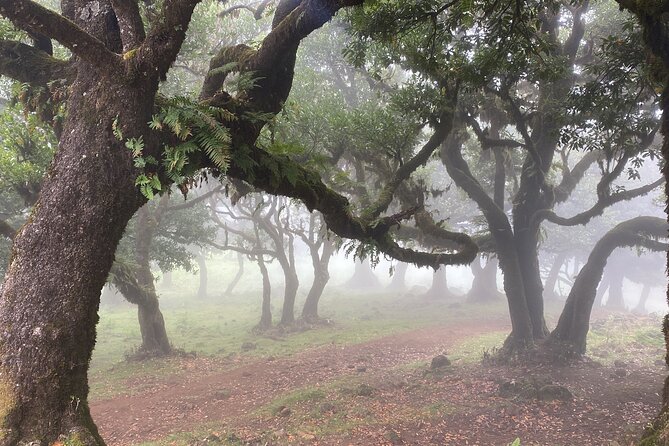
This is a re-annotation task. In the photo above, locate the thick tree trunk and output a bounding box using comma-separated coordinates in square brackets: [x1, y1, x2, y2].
[256, 257, 272, 330]
[0, 66, 150, 443]
[224, 252, 244, 296]
[515, 229, 549, 339]
[605, 272, 626, 310]
[196, 252, 208, 299]
[388, 261, 409, 291]
[345, 259, 380, 288]
[549, 217, 666, 356]
[467, 255, 502, 302]
[424, 266, 457, 299]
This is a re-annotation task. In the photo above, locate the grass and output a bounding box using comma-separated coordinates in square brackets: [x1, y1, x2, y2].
[89, 252, 510, 399]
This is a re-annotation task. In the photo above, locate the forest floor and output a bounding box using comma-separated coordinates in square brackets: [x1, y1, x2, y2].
[89, 310, 666, 446]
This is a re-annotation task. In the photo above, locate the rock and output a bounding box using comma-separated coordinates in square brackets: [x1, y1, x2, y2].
[386, 429, 404, 445]
[354, 383, 375, 397]
[320, 402, 337, 414]
[212, 389, 231, 400]
[537, 384, 573, 401]
[655, 359, 666, 367]
[613, 360, 627, 368]
[276, 406, 292, 417]
[356, 366, 367, 372]
[614, 368, 628, 377]
[241, 341, 256, 352]
[430, 354, 451, 370]
[499, 379, 538, 399]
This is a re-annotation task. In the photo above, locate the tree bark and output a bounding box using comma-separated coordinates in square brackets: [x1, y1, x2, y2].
[0, 63, 148, 445]
[256, 256, 272, 330]
[549, 217, 667, 356]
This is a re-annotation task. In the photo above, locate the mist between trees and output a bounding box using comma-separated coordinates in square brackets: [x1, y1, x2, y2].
[1, 0, 669, 444]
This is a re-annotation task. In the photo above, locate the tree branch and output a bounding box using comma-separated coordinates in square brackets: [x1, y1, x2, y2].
[539, 177, 664, 226]
[111, 0, 146, 51]
[0, 39, 75, 84]
[0, 0, 121, 68]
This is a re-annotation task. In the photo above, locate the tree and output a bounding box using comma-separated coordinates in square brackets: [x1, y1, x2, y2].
[0, 1, 481, 441]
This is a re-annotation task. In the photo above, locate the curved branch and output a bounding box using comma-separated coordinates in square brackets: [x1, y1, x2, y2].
[0, 39, 74, 84]
[554, 150, 600, 203]
[539, 177, 664, 226]
[0, 0, 121, 68]
[136, 0, 202, 79]
[362, 95, 458, 221]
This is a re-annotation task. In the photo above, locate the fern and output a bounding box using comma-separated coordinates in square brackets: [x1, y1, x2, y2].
[152, 96, 235, 174]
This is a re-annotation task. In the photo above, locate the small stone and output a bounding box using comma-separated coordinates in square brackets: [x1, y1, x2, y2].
[430, 354, 451, 370]
[655, 359, 666, 367]
[356, 366, 367, 372]
[386, 429, 403, 445]
[277, 405, 292, 417]
[212, 389, 231, 400]
[613, 360, 628, 368]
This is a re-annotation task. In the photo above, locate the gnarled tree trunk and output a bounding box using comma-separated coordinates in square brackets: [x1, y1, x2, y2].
[388, 261, 409, 291]
[467, 255, 502, 302]
[0, 59, 148, 445]
[549, 217, 667, 356]
[256, 256, 272, 331]
[225, 252, 245, 296]
[302, 237, 335, 322]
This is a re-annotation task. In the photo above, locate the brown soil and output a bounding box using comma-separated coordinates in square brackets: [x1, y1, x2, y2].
[90, 316, 665, 446]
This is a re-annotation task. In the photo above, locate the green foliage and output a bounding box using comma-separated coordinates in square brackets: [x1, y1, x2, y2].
[151, 96, 235, 183]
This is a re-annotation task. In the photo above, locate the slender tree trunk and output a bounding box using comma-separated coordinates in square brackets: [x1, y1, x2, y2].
[0, 58, 150, 443]
[131, 206, 172, 355]
[196, 252, 208, 299]
[256, 257, 272, 330]
[224, 252, 244, 295]
[544, 252, 567, 300]
[549, 217, 666, 356]
[388, 261, 409, 291]
[280, 264, 299, 325]
[302, 238, 334, 322]
[468, 255, 502, 302]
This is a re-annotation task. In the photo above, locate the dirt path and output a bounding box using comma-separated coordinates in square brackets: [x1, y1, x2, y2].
[91, 318, 510, 445]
